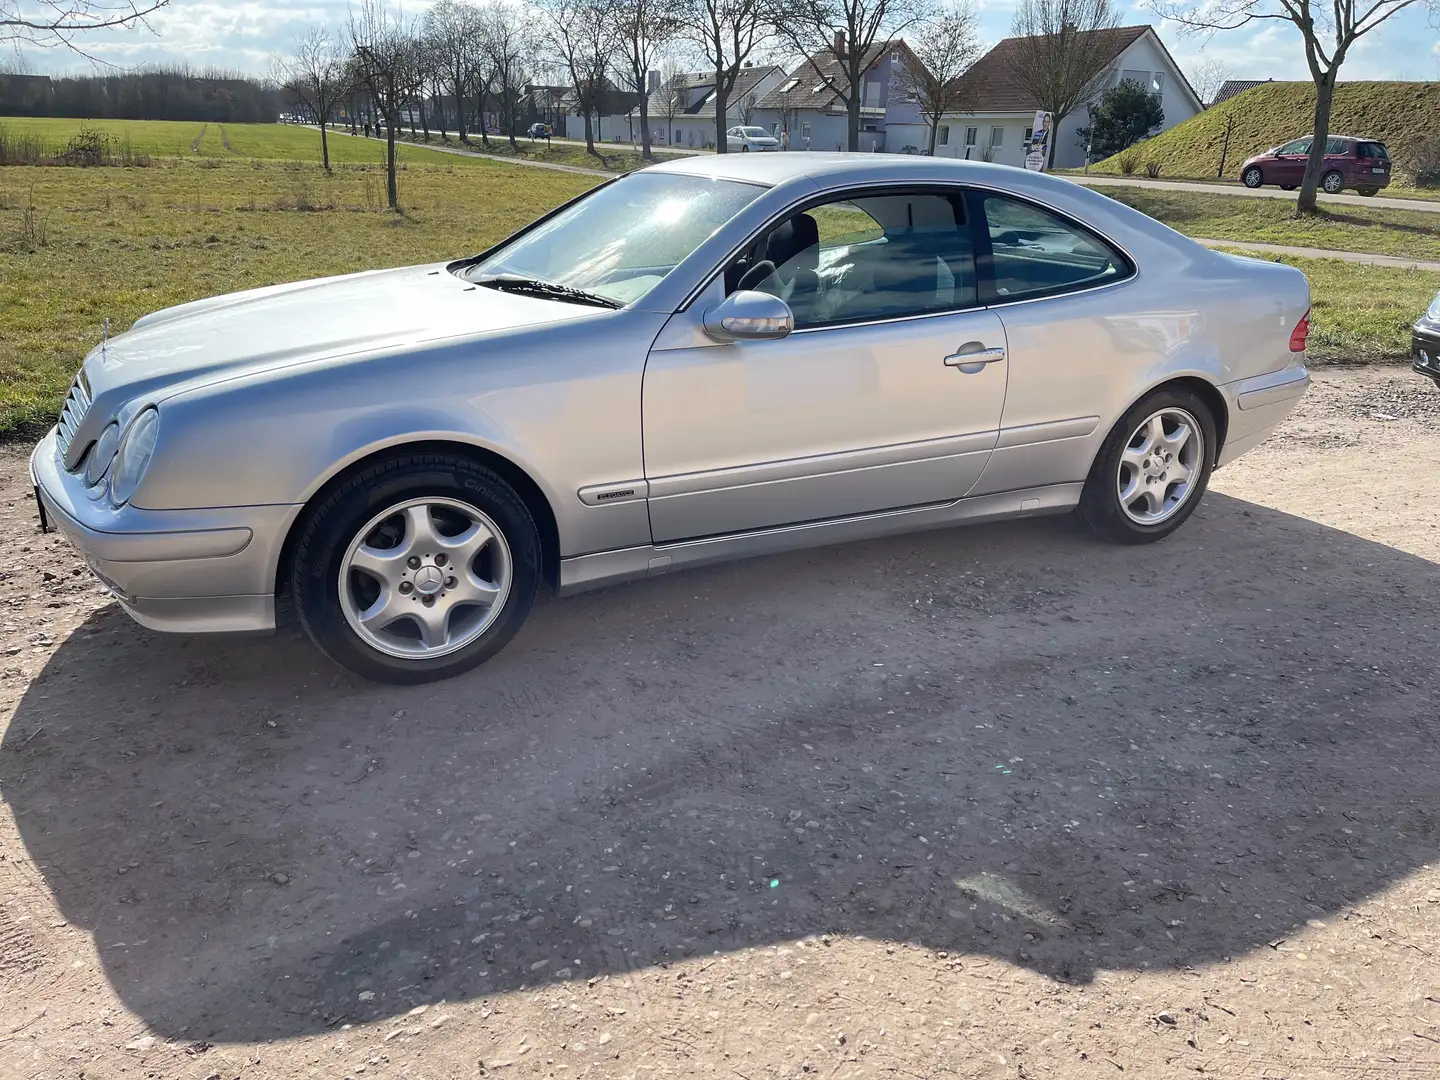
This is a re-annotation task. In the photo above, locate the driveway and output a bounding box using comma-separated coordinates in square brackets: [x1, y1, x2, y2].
[1072, 175, 1440, 213]
[2, 369, 1439, 1078]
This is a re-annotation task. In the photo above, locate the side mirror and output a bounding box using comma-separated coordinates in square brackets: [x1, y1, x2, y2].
[702, 289, 794, 343]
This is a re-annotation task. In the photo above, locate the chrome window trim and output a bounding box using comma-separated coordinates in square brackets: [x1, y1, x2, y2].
[678, 177, 1140, 320]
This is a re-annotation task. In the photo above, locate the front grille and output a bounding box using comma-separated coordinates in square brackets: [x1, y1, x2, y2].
[55, 369, 92, 464]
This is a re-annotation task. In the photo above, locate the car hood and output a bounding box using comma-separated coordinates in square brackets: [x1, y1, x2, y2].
[83, 263, 604, 403]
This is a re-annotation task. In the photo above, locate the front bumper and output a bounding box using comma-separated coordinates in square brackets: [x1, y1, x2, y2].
[29, 427, 300, 633]
[1413, 325, 1440, 382]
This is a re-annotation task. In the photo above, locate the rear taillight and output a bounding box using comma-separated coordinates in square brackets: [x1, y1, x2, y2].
[1289, 308, 1311, 352]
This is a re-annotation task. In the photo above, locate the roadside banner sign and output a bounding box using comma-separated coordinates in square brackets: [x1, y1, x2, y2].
[1026, 110, 1052, 171]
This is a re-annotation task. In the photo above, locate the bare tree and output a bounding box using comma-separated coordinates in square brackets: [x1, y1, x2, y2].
[3, 0, 166, 50]
[1187, 55, 1233, 105]
[1002, 0, 1120, 167]
[612, 0, 685, 158]
[687, 0, 769, 152]
[540, 0, 613, 154]
[768, 0, 936, 152]
[482, 0, 535, 147]
[898, 2, 981, 155]
[655, 56, 688, 144]
[424, 0, 485, 141]
[1150, 0, 1434, 210]
[274, 27, 354, 171]
[348, 0, 423, 209]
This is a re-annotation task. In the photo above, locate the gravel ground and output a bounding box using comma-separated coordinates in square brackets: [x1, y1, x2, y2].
[1, 367, 1438, 1080]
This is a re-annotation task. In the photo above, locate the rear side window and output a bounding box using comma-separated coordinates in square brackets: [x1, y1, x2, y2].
[979, 194, 1131, 303]
[1358, 141, 1390, 160]
[1324, 137, 1351, 154]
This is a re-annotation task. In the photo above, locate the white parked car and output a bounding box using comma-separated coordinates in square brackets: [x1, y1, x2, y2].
[33, 154, 1311, 683]
[727, 126, 780, 152]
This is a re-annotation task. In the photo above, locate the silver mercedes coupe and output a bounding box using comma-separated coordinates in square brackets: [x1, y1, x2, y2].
[32, 154, 1312, 683]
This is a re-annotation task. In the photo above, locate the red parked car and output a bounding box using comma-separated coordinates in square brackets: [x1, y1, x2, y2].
[1239, 136, 1392, 196]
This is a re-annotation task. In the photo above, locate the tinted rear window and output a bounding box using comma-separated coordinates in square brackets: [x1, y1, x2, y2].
[1358, 142, 1390, 160]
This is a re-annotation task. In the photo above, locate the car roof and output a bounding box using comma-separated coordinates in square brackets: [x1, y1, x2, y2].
[645, 151, 1111, 203]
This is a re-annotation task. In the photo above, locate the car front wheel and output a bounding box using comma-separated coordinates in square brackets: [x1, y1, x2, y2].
[1079, 388, 1217, 545]
[1242, 166, 1263, 188]
[291, 452, 541, 684]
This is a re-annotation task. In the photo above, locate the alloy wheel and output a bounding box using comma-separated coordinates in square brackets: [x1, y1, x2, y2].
[338, 497, 512, 660]
[1115, 408, 1205, 526]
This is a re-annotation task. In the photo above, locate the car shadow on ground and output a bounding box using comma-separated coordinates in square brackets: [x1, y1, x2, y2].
[3, 493, 1437, 1044]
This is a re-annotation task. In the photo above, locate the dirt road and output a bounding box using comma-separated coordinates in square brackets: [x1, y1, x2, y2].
[2, 368, 1438, 1079]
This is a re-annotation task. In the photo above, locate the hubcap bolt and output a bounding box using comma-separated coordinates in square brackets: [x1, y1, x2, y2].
[434, 553, 447, 567]
[399, 581, 413, 594]
[445, 576, 457, 589]
[422, 595, 436, 607]
[407, 555, 421, 570]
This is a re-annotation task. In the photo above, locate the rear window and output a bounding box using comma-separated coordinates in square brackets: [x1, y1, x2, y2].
[1357, 142, 1390, 160]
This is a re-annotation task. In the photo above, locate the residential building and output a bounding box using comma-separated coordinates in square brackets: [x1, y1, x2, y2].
[749, 37, 926, 153]
[559, 84, 647, 143]
[934, 25, 1202, 169]
[648, 64, 788, 149]
[1210, 78, 1276, 107]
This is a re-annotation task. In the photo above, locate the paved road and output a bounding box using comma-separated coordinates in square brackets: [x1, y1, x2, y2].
[1072, 174, 1440, 214]
[1194, 237, 1440, 271]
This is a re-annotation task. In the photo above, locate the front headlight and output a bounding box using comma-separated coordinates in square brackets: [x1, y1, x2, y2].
[85, 422, 120, 487]
[1427, 292, 1440, 323]
[109, 407, 159, 507]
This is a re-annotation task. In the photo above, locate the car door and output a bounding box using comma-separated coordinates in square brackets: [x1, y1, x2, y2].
[1274, 138, 1311, 185]
[641, 187, 1009, 543]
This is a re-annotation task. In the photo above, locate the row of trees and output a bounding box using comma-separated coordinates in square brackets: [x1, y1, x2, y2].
[0, 64, 281, 121]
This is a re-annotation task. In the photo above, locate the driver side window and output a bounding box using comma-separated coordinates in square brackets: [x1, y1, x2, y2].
[727, 190, 978, 329]
[1279, 138, 1311, 155]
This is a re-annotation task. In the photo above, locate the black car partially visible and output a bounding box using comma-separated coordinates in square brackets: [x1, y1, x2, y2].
[1415, 292, 1440, 388]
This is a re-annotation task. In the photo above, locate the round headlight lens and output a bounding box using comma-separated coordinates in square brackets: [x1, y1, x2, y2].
[109, 408, 159, 507]
[1428, 292, 1440, 323]
[85, 422, 121, 487]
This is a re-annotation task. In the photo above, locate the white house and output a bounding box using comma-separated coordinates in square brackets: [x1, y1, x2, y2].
[933, 25, 1202, 169]
[748, 37, 927, 153]
[649, 65, 788, 149]
[558, 84, 648, 143]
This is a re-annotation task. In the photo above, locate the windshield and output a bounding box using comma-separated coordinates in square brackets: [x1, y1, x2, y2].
[459, 172, 764, 306]
[739, 127, 770, 138]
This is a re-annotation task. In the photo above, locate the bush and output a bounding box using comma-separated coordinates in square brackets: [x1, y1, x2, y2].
[1409, 136, 1440, 188]
[1117, 149, 1140, 175]
[0, 124, 47, 166]
[1144, 161, 1162, 178]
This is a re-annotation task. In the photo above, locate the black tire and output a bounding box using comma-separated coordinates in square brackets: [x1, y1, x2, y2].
[1281, 184, 1297, 191]
[740, 144, 750, 152]
[1242, 166, 1263, 188]
[290, 452, 541, 684]
[1078, 386, 1218, 545]
[1322, 170, 1344, 194]
[1357, 186, 1379, 197]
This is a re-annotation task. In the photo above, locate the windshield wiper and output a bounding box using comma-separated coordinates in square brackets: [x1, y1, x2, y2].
[474, 274, 620, 309]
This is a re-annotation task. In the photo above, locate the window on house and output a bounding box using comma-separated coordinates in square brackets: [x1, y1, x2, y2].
[778, 78, 800, 93]
[813, 83, 827, 93]
[938, 124, 950, 145]
[1152, 72, 1165, 95]
[990, 126, 1004, 147]
[981, 195, 1131, 303]
[801, 121, 812, 139]
[1023, 127, 1033, 144]
[1120, 69, 1149, 87]
[964, 126, 978, 146]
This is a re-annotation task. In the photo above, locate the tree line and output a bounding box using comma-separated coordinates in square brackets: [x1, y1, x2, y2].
[0, 64, 282, 121]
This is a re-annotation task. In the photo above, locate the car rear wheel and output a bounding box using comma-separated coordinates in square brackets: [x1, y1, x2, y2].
[1356, 186, 1379, 197]
[291, 452, 541, 684]
[1281, 184, 1297, 191]
[1079, 387, 1217, 545]
[1242, 166, 1263, 188]
[1322, 170, 1344, 194]
[740, 144, 750, 152]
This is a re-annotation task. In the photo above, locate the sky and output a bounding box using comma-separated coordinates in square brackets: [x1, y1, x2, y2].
[10, 0, 1440, 84]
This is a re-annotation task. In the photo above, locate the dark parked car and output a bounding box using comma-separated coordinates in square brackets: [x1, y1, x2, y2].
[1414, 292, 1440, 388]
[526, 122, 552, 139]
[1240, 136, 1391, 196]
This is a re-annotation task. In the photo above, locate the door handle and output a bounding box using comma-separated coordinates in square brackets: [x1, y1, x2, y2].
[944, 343, 1006, 374]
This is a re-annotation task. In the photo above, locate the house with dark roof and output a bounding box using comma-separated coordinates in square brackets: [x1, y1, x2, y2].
[747, 37, 927, 153]
[558, 82, 648, 143]
[1210, 78, 1276, 106]
[934, 24, 1202, 169]
[648, 65, 788, 149]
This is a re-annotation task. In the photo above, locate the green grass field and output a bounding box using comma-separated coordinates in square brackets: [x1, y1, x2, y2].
[1102, 188, 1440, 260]
[1089, 81, 1440, 189]
[0, 117, 1431, 433]
[0, 117, 488, 167]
